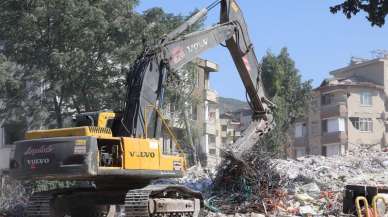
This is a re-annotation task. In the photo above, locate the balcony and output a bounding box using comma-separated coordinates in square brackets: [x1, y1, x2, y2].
[320, 103, 347, 119]
[321, 131, 347, 144]
[204, 122, 217, 135]
[161, 111, 182, 129]
[205, 89, 218, 103]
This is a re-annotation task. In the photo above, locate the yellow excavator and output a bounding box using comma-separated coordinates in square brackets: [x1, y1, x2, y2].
[9, 0, 273, 216]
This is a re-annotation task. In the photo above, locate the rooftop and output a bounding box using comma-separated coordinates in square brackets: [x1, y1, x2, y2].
[315, 76, 384, 91]
[330, 55, 388, 77]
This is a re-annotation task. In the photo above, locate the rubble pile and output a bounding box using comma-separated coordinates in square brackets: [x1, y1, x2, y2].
[271, 145, 388, 216]
[0, 175, 29, 217]
[275, 145, 388, 192]
[210, 150, 282, 215]
[204, 144, 388, 216]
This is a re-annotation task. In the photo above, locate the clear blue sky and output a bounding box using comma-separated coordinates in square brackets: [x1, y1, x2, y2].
[136, 0, 388, 101]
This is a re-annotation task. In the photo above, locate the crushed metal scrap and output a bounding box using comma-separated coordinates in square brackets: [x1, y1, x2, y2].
[204, 140, 388, 216]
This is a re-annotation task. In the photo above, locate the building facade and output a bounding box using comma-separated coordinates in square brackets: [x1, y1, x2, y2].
[192, 59, 222, 167]
[220, 113, 241, 147]
[290, 56, 388, 158]
[163, 59, 223, 167]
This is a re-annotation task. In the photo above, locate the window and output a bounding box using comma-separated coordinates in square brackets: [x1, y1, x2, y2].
[322, 120, 328, 133]
[360, 91, 372, 106]
[209, 135, 216, 143]
[163, 136, 173, 155]
[321, 94, 332, 105]
[350, 117, 359, 129]
[221, 138, 227, 144]
[359, 118, 373, 132]
[209, 148, 216, 155]
[221, 125, 227, 131]
[350, 117, 373, 132]
[208, 111, 216, 121]
[294, 123, 306, 138]
[322, 118, 345, 133]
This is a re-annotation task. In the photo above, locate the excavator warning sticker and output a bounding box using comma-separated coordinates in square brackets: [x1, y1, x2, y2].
[242, 55, 251, 73]
[173, 160, 182, 171]
[171, 47, 185, 65]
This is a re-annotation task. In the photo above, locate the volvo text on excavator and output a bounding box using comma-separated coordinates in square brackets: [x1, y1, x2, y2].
[9, 0, 273, 216]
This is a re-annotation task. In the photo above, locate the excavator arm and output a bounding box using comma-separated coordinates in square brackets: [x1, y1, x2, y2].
[118, 0, 274, 140]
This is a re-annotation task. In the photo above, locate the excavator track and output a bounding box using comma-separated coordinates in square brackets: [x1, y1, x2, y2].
[123, 190, 151, 217]
[123, 186, 201, 217]
[25, 185, 201, 217]
[25, 192, 53, 217]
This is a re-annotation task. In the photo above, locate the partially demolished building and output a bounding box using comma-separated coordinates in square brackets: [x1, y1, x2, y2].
[290, 55, 388, 158]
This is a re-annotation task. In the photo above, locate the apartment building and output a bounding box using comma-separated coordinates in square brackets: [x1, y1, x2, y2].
[232, 108, 253, 132]
[192, 59, 222, 167]
[290, 55, 388, 158]
[220, 113, 241, 147]
[164, 58, 222, 167]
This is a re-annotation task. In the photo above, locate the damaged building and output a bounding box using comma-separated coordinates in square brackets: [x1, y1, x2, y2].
[290, 55, 388, 158]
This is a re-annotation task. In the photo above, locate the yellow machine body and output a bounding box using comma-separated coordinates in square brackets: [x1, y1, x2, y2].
[12, 111, 186, 181]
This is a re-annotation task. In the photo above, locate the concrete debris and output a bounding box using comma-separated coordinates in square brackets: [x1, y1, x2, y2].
[274, 149, 388, 192]
[0, 175, 29, 217]
[197, 144, 388, 216]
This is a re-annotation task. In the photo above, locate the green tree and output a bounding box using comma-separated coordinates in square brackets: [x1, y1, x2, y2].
[330, 0, 388, 27]
[0, 0, 143, 127]
[261, 48, 312, 153]
[0, 0, 198, 129]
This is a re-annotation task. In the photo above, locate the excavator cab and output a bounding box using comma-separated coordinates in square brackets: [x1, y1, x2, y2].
[72, 111, 118, 129]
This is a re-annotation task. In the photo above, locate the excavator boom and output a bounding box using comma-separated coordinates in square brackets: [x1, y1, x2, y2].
[120, 0, 273, 139]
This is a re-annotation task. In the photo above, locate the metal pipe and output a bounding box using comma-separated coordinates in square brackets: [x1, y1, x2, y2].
[355, 196, 370, 217]
[207, 0, 221, 10]
[164, 0, 221, 41]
